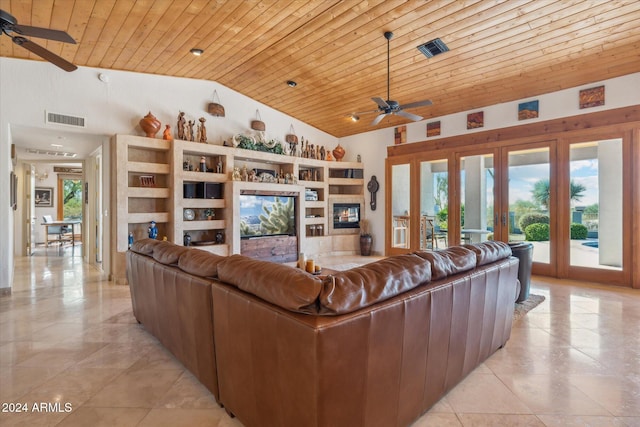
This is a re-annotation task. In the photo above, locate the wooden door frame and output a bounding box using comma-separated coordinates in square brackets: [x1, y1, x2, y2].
[557, 131, 632, 286]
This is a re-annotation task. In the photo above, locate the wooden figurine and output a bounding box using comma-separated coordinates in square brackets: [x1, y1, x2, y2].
[163, 125, 173, 141]
[177, 112, 186, 140]
[197, 117, 207, 143]
[188, 120, 195, 142]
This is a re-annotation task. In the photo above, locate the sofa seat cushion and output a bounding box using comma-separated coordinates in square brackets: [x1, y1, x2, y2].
[178, 248, 225, 278]
[152, 241, 189, 265]
[464, 241, 512, 266]
[319, 254, 431, 315]
[130, 238, 162, 255]
[414, 246, 477, 280]
[217, 255, 323, 314]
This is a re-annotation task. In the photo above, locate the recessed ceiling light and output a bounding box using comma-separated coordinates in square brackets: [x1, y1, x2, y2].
[287, 80, 297, 87]
[190, 48, 204, 56]
[350, 114, 359, 122]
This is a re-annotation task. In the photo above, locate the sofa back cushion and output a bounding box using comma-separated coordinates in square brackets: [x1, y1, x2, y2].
[217, 255, 322, 314]
[319, 254, 431, 315]
[178, 248, 225, 278]
[152, 241, 189, 265]
[414, 246, 477, 280]
[463, 241, 512, 266]
[130, 238, 162, 256]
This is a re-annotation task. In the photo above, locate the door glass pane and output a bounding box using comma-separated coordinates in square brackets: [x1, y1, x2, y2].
[62, 179, 83, 220]
[419, 159, 448, 249]
[569, 139, 622, 270]
[391, 164, 410, 248]
[508, 148, 550, 264]
[460, 154, 494, 244]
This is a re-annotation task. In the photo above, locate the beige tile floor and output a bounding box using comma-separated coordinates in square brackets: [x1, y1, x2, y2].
[1, 252, 639, 427]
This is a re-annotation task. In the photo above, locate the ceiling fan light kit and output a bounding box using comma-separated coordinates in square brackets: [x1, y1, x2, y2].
[1, 9, 77, 72]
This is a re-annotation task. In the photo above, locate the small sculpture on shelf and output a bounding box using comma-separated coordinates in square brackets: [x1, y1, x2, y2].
[199, 156, 207, 172]
[186, 120, 195, 142]
[216, 159, 223, 174]
[183, 232, 191, 247]
[197, 117, 207, 143]
[326, 150, 333, 161]
[163, 125, 173, 141]
[177, 112, 186, 140]
[215, 230, 224, 244]
[232, 166, 242, 181]
[148, 221, 158, 239]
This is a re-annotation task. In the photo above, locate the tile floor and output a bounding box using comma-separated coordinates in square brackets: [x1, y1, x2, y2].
[1, 253, 639, 427]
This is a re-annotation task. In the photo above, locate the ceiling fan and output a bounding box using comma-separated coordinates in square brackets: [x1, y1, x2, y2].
[354, 31, 432, 126]
[0, 9, 77, 72]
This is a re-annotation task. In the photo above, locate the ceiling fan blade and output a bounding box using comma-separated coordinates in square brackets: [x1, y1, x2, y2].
[371, 113, 387, 126]
[13, 37, 77, 71]
[396, 110, 423, 122]
[372, 97, 389, 109]
[10, 23, 76, 44]
[401, 99, 433, 109]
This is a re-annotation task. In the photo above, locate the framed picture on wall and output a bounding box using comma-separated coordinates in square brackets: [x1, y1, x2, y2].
[35, 187, 53, 207]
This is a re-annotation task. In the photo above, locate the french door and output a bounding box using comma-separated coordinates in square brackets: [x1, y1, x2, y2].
[387, 134, 630, 285]
[498, 141, 556, 276]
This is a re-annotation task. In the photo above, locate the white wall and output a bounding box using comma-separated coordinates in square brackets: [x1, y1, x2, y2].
[0, 57, 338, 290]
[340, 73, 640, 255]
[1, 57, 638, 288]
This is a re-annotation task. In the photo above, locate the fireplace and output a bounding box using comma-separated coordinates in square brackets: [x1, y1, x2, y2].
[333, 203, 361, 230]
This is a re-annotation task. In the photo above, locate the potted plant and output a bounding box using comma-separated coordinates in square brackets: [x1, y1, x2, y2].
[359, 219, 373, 256]
[204, 208, 214, 220]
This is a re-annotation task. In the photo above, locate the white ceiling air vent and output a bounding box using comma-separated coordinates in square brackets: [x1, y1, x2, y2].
[26, 148, 77, 158]
[45, 111, 86, 128]
[417, 38, 449, 58]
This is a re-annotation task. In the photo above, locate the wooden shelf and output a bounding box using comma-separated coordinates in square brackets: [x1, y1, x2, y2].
[304, 217, 326, 225]
[328, 177, 364, 186]
[128, 212, 170, 224]
[128, 187, 170, 198]
[182, 220, 225, 231]
[128, 161, 171, 174]
[300, 180, 325, 188]
[181, 171, 227, 182]
[182, 199, 225, 209]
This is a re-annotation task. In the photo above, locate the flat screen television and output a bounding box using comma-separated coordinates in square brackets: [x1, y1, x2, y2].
[239, 194, 296, 238]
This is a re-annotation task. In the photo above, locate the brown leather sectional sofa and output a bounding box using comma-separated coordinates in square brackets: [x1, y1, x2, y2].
[127, 239, 519, 427]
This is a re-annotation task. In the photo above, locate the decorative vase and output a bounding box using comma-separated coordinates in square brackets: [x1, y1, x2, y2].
[140, 112, 161, 138]
[360, 235, 372, 256]
[332, 144, 345, 162]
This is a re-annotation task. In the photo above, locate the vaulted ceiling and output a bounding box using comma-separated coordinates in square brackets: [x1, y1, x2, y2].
[1, 0, 639, 138]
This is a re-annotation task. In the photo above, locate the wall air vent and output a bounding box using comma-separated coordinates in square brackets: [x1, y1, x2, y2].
[417, 38, 449, 58]
[26, 148, 77, 158]
[45, 111, 86, 128]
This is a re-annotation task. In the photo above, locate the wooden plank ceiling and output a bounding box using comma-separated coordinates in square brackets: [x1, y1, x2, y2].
[1, 0, 639, 138]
